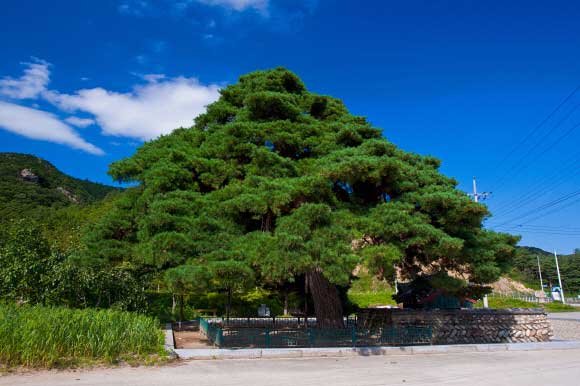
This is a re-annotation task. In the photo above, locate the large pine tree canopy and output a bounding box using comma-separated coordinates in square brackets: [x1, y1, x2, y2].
[86, 68, 518, 326]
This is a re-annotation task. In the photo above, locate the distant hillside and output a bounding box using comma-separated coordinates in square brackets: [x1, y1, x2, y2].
[0, 153, 120, 217]
[512, 245, 580, 295]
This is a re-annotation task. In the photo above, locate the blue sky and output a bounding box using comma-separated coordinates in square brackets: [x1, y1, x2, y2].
[1, 0, 579, 253]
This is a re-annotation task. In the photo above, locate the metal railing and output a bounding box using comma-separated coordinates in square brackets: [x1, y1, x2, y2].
[197, 317, 432, 349]
[205, 316, 357, 328]
[489, 291, 580, 305]
[199, 317, 223, 346]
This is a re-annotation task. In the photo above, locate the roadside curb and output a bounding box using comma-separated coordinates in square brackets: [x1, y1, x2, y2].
[164, 323, 177, 358]
[172, 340, 580, 360]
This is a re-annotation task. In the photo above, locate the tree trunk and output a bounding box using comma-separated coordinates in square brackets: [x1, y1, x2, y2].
[226, 287, 232, 322]
[283, 289, 289, 316]
[179, 294, 184, 322]
[306, 269, 344, 328]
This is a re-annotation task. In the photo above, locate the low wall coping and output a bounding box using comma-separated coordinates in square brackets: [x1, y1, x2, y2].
[359, 308, 547, 316]
[174, 341, 580, 360]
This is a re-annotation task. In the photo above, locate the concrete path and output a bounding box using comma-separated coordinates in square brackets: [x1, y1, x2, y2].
[3, 349, 580, 386]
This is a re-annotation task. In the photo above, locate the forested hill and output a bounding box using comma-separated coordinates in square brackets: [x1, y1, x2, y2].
[0, 153, 119, 217]
[513, 246, 580, 294]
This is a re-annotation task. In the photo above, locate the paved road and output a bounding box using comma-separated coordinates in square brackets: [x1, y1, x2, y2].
[549, 312, 580, 341]
[549, 312, 580, 321]
[3, 349, 580, 386]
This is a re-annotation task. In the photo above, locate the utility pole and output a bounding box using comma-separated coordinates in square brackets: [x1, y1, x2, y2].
[468, 177, 492, 203]
[536, 255, 544, 293]
[468, 177, 492, 307]
[554, 250, 566, 304]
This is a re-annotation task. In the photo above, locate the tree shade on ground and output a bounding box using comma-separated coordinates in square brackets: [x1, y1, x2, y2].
[87, 67, 518, 327]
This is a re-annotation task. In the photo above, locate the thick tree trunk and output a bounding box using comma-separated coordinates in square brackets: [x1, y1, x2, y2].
[307, 269, 344, 328]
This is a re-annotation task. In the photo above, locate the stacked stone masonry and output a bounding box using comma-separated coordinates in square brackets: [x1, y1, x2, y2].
[357, 308, 553, 344]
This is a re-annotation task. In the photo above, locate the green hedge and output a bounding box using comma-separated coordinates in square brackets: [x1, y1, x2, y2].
[0, 304, 164, 368]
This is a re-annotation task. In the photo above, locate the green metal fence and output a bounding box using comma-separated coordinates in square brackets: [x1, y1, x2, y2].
[199, 317, 223, 346]
[198, 318, 432, 349]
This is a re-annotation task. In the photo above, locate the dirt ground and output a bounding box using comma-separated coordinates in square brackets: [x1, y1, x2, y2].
[173, 330, 215, 349]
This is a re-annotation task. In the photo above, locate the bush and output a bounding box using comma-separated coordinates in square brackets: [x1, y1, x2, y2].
[0, 304, 164, 368]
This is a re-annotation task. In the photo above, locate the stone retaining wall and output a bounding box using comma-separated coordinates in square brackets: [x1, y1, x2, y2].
[357, 308, 552, 344]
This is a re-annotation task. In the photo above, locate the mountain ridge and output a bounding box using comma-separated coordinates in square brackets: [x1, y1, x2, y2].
[0, 152, 120, 218]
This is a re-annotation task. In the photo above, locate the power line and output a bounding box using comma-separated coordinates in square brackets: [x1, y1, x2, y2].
[491, 188, 580, 228]
[490, 153, 580, 218]
[506, 224, 580, 231]
[492, 106, 580, 193]
[491, 85, 580, 178]
[502, 196, 580, 228]
[493, 227, 580, 236]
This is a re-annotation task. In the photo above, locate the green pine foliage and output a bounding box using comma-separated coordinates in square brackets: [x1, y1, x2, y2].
[84, 68, 518, 322]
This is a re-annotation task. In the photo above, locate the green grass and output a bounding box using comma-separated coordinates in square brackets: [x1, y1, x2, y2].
[474, 297, 578, 312]
[0, 304, 165, 369]
[544, 302, 578, 312]
[474, 297, 537, 309]
[348, 290, 396, 308]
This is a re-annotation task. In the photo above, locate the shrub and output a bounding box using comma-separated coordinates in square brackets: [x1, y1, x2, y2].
[0, 304, 164, 368]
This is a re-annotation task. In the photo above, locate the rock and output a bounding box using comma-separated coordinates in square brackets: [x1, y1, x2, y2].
[19, 168, 39, 183]
[56, 186, 80, 203]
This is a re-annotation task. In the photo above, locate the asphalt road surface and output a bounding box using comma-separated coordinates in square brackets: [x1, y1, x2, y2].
[3, 349, 580, 386]
[549, 312, 580, 321]
[549, 312, 580, 340]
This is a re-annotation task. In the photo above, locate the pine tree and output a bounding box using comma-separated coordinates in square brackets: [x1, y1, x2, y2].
[88, 68, 518, 327]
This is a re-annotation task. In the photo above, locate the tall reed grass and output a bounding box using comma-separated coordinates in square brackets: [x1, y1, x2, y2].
[0, 304, 164, 368]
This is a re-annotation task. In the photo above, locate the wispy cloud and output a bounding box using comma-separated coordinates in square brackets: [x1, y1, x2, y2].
[197, 0, 268, 12]
[0, 58, 50, 99]
[46, 75, 220, 140]
[0, 101, 104, 155]
[65, 116, 95, 128]
[118, 0, 153, 16]
[118, 0, 270, 17]
[1, 58, 220, 152]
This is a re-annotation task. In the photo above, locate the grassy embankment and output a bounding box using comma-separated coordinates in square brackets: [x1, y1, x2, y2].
[347, 271, 397, 308]
[474, 297, 577, 312]
[0, 304, 165, 369]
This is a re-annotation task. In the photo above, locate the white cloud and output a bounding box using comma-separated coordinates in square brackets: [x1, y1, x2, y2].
[65, 116, 95, 128]
[47, 75, 220, 140]
[0, 59, 50, 99]
[1, 57, 220, 150]
[197, 0, 268, 12]
[0, 101, 104, 155]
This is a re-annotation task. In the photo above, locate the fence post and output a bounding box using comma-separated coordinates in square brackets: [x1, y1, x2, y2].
[216, 327, 223, 347]
[308, 328, 315, 347]
[351, 325, 357, 347]
[265, 327, 270, 348]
